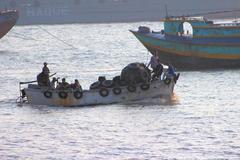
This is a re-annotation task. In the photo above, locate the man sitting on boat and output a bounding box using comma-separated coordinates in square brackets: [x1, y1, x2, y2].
[166, 64, 176, 78]
[37, 63, 51, 87]
[164, 64, 180, 82]
[57, 78, 70, 90]
[50, 77, 58, 89]
[71, 79, 82, 91]
[147, 52, 163, 80]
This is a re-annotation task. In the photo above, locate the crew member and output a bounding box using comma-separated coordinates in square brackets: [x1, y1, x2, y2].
[37, 70, 50, 87]
[71, 79, 82, 91]
[147, 52, 163, 80]
[42, 62, 50, 76]
[37, 62, 51, 87]
[50, 77, 58, 89]
[57, 78, 70, 90]
[166, 64, 177, 78]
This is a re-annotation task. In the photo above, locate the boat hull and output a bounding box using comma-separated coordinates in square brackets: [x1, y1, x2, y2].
[24, 79, 176, 107]
[131, 31, 240, 70]
[0, 10, 19, 39]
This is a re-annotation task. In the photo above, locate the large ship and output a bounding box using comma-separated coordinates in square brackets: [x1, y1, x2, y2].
[0, 0, 240, 25]
[0, 10, 19, 39]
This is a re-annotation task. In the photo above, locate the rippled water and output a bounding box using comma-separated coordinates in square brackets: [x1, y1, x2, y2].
[0, 22, 240, 159]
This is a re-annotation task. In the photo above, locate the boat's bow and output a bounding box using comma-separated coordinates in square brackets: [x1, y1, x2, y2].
[130, 29, 153, 49]
[0, 10, 19, 39]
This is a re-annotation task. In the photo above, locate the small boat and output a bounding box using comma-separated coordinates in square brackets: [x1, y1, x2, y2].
[18, 63, 179, 107]
[0, 10, 19, 39]
[131, 16, 240, 70]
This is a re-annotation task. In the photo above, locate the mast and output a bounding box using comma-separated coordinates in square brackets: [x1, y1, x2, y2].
[165, 4, 168, 18]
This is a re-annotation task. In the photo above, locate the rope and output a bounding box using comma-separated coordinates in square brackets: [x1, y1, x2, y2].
[171, 9, 240, 18]
[145, 50, 150, 65]
[10, 31, 37, 40]
[37, 25, 79, 50]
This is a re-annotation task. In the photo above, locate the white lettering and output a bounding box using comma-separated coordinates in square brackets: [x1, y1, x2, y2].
[26, 7, 70, 17]
[26, 8, 36, 17]
[62, 8, 70, 16]
[36, 9, 43, 16]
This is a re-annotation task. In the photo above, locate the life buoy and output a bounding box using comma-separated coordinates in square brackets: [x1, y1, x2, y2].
[140, 83, 150, 91]
[99, 88, 109, 97]
[74, 91, 83, 99]
[58, 91, 68, 99]
[127, 85, 136, 92]
[112, 87, 122, 95]
[44, 91, 52, 98]
[164, 78, 171, 85]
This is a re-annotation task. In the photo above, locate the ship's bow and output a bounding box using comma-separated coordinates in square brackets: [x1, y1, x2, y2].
[0, 10, 19, 39]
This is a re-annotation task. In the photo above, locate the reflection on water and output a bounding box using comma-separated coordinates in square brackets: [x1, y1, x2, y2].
[125, 94, 180, 107]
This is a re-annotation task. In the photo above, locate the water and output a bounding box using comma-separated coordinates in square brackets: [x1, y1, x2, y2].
[0, 22, 240, 159]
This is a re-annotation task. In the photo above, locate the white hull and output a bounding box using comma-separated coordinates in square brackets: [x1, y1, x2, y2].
[1, 0, 240, 25]
[24, 78, 175, 107]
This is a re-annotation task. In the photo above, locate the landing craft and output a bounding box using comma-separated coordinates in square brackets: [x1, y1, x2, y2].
[18, 63, 180, 107]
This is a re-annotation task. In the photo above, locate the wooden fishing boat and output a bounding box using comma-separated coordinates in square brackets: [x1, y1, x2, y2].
[18, 63, 179, 107]
[0, 10, 19, 39]
[131, 16, 240, 69]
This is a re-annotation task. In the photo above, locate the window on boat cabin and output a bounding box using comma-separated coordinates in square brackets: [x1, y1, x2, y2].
[183, 22, 193, 35]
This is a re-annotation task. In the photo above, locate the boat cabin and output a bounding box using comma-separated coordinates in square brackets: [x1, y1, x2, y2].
[163, 16, 240, 38]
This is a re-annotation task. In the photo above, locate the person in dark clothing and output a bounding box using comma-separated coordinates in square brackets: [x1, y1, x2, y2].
[37, 72, 50, 87]
[166, 64, 176, 77]
[37, 62, 51, 87]
[42, 62, 50, 76]
[57, 78, 70, 90]
[152, 62, 163, 80]
[71, 79, 82, 90]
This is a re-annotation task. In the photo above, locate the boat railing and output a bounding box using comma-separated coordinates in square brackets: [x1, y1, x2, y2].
[166, 16, 204, 21]
[219, 23, 240, 27]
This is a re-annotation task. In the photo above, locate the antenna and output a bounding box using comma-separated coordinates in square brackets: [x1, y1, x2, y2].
[165, 4, 168, 18]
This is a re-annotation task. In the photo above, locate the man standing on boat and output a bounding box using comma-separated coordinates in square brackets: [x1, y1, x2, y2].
[42, 62, 50, 75]
[147, 52, 163, 79]
[37, 62, 51, 87]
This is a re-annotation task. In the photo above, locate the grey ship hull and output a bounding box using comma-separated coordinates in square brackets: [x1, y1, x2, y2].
[1, 0, 240, 25]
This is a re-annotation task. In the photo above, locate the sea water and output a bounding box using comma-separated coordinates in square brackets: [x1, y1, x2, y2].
[0, 22, 240, 159]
